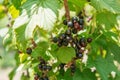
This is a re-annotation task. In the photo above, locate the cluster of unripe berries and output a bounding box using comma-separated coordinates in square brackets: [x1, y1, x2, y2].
[52, 15, 92, 59]
[34, 59, 52, 80]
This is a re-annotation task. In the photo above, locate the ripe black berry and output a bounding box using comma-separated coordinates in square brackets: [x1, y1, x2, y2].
[59, 33, 66, 39]
[63, 20, 67, 25]
[57, 43, 62, 47]
[65, 29, 71, 35]
[72, 29, 77, 34]
[70, 63, 76, 74]
[34, 74, 39, 80]
[52, 37, 58, 43]
[39, 77, 44, 80]
[72, 16, 78, 23]
[60, 63, 65, 69]
[42, 65, 47, 71]
[66, 36, 73, 43]
[43, 76, 49, 80]
[38, 64, 43, 70]
[47, 66, 52, 71]
[79, 37, 87, 47]
[87, 38, 92, 43]
[79, 18, 84, 25]
[26, 48, 32, 54]
[62, 41, 68, 46]
[76, 52, 83, 58]
[67, 21, 74, 28]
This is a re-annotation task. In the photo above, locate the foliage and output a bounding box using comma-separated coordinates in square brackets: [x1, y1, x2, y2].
[0, 0, 120, 80]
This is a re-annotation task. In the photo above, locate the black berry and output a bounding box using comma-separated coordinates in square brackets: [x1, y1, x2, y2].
[72, 29, 77, 34]
[47, 66, 52, 71]
[62, 41, 68, 46]
[79, 18, 84, 25]
[79, 37, 87, 47]
[59, 33, 66, 39]
[60, 63, 65, 69]
[67, 21, 74, 28]
[72, 16, 78, 23]
[39, 77, 44, 80]
[76, 52, 83, 58]
[42, 65, 47, 71]
[63, 20, 67, 25]
[43, 76, 49, 80]
[87, 38, 92, 43]
[52, 37, 58, 43]
[26, 48, 32, 54]
[34, 74, 39, 80]
[65, 29, 71, 35]
[38, 64, 43, 70]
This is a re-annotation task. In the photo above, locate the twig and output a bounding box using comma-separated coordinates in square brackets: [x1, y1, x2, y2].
[64, 0, 70, 21]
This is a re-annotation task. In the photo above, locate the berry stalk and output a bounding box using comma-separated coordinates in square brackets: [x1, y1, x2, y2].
[64, 0, 70, 21]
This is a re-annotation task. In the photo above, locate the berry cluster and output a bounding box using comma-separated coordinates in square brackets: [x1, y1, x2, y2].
[59, 62, 76, 75]
[52, 15, 92, 59]
[34, 59, 52, 80]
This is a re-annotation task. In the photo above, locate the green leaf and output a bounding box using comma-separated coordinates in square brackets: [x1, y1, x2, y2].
[14, 25, 27, 51]
[31, 42, 49, 59]
[18, 0, 60, 39]
[91, 0, 120, 13]
[95, 55, 118, 80]
[108, 42, 120, 63]
[56, 47, 75, 63]
[73, 68, 97, 80]
[68, 0, 87, 13]
[57, 69, 73, 80]
[9, 67, 17, 80]
[11, 0, 21, 9]
[96, 12, 117, 30]
[19, 53, 28, 63]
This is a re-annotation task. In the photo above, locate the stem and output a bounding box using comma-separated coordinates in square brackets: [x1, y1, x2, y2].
[64, 0, 70, 21]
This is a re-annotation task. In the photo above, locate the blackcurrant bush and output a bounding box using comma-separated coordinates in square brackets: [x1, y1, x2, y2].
[52, 37, 58, 43]
[79, 18, 84, 25]
[63, 20, 67, 25]
[67, 21, 74, 28]
[72, 16, 78, 23]
[87, 37, 92, 43]
[26, 48, 32, 54]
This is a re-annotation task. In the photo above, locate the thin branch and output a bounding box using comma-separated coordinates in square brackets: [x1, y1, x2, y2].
[64, 0, 70, 21]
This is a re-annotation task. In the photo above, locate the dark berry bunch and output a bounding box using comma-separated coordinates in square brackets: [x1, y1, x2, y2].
[59, 62, 76, 75]
[34, 59, 52, 80]
[52, 15, 92, 59]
